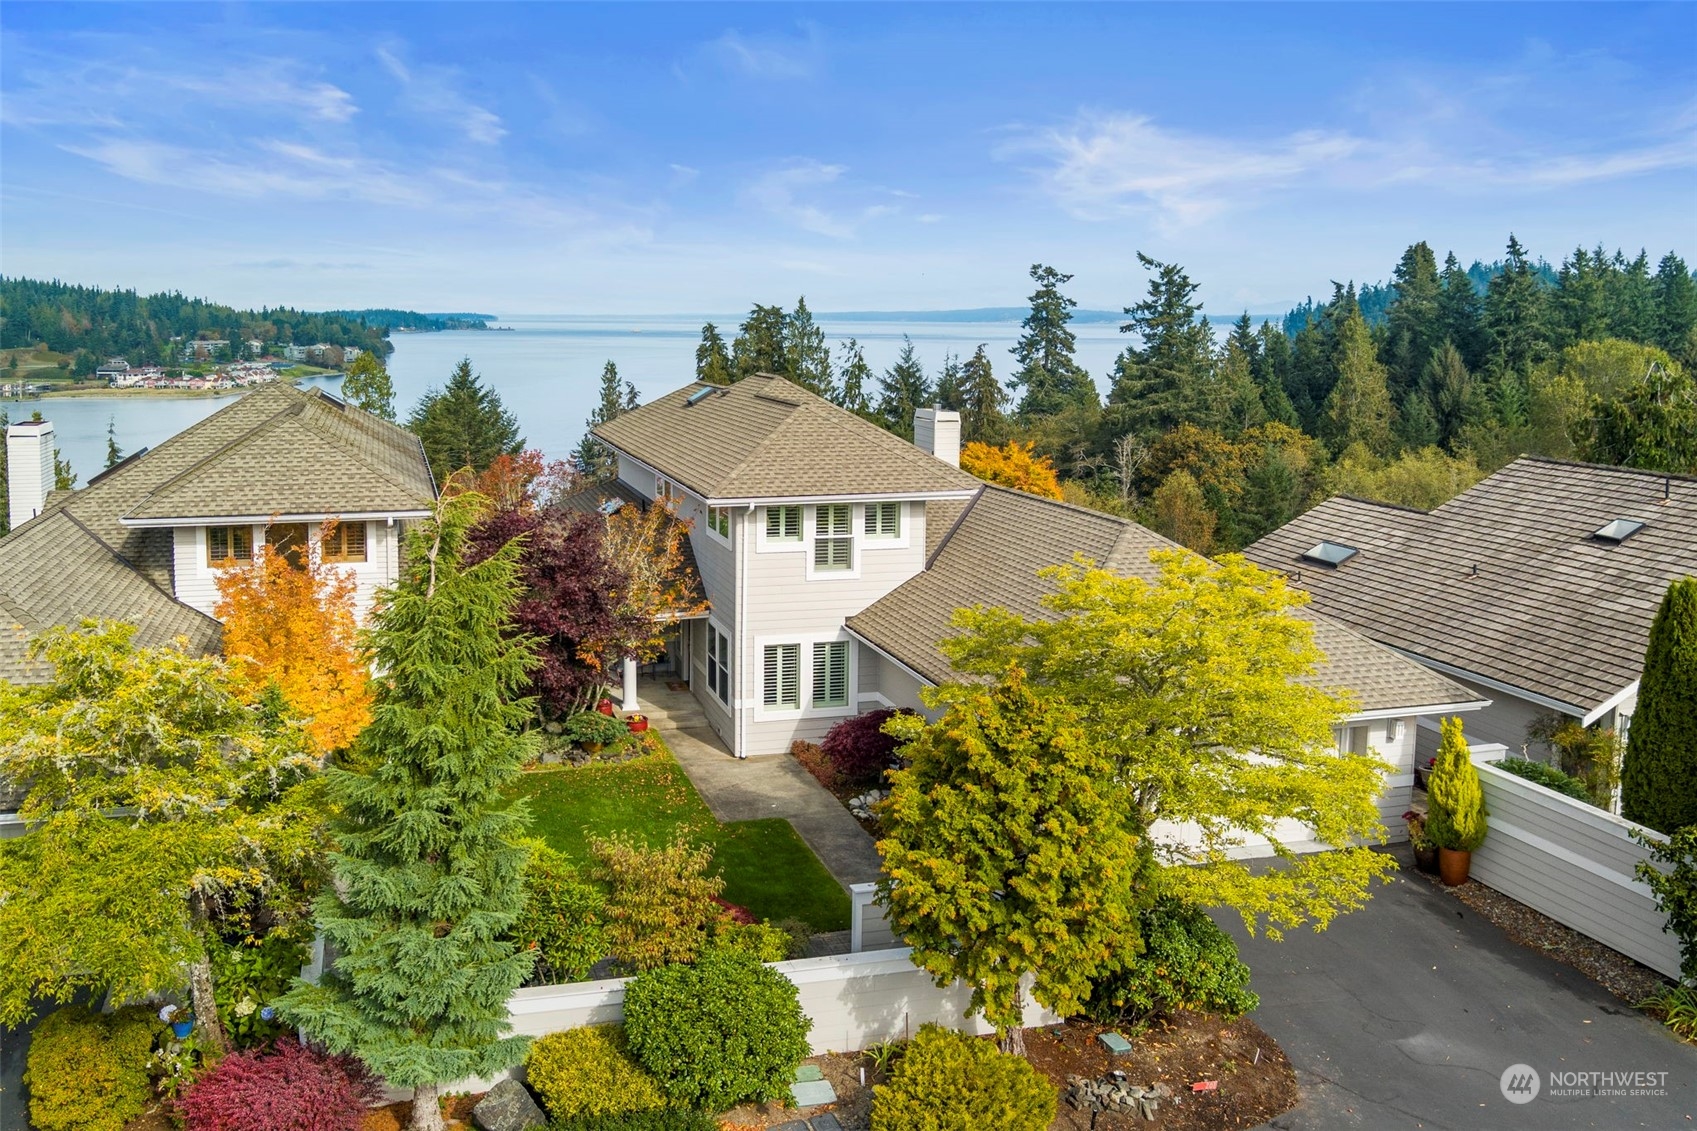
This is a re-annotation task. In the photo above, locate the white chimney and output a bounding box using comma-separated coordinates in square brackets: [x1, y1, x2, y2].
[8, 418, 56, 530]
[913, 406, 961, 468]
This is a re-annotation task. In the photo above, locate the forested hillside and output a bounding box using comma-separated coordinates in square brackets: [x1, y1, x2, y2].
[323, 309, 492, 331]
[685, 237, 1697, 555]
[0, 278, 396, 374]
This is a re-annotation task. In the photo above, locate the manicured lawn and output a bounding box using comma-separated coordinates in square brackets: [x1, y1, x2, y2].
[512, 749, 851, 932]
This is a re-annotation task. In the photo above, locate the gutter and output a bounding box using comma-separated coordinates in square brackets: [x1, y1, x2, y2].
[843, 625, 938, 690]
[121, 509, 433, 529]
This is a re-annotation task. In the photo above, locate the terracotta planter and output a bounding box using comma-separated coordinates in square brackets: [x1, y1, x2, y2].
[1438, 847, 1472, 886]
[626, 715, 649, 734]
[1413, 845, 1439, 874]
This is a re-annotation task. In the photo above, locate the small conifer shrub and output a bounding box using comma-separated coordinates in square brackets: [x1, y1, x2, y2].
[1427, 717, 1488, 851]
[869, 1024, 1056, 1131]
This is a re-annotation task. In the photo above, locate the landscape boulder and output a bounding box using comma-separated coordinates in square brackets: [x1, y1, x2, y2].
[471, 1078, 547, 1131]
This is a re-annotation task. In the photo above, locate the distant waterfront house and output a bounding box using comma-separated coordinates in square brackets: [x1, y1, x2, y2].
[591, 374, 1483, 842]
[1243, 458, 1697, 762]
[0, 382, 436, 687]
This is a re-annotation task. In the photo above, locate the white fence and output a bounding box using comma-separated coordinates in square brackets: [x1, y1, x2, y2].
[1466, 744, 1681, 981]
[504, 946, 1058, 1056]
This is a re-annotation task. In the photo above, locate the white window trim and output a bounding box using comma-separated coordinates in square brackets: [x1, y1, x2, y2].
[704, 505, 732, 545]
[753, 630, 857, 719]
[705, 619, 733, 707]
[811, 639, 851, 709]
[762, 642, 803, 712]
[859, 501, 911, 550]
[756, 504, 806, 553]
[804, 504, 861, 581]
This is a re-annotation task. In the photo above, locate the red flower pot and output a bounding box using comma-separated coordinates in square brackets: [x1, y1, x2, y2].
[595, 698, 615, 716]
[626, 714, 649, 734]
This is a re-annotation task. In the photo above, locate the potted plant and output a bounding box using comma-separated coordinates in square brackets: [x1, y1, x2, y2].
[626, 713, 650, 734]
[1403, 810, 1439, 874]
[1426, 717, 1488, 886]
[595, 697, 616, 717]
[563, 711, 629, 754]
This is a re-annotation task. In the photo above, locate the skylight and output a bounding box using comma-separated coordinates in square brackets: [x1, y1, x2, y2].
[685, 387, 717, 406]
[1301, 540, 1359, 567]
[1591, 518, 1645, 544]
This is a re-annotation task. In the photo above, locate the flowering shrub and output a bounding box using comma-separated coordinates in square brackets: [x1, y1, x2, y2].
[178, 1040, 381, 1131]
[821, 709, 911, 786]
[212, 932, 310, 1048]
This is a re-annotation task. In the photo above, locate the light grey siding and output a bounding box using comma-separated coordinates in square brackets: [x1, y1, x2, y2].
[739, 502, 929, 755]
[1418, 676, 1553, 764]
[1467, 747, 1680, 980]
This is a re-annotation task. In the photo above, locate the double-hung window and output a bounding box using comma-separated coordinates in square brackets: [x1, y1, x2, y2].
[765, 505, 801, 542]
[706, 506, 731, 539]
[207, 525, 253, 568]
[811, 641, 849, 708]
[864, 501, 900, 539]
[763, 644, 801, 709]
[814, 504, 853, 570]
[707, 624, 731, 704]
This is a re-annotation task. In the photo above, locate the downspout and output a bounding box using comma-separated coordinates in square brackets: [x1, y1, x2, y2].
[738, 503, 755, 758]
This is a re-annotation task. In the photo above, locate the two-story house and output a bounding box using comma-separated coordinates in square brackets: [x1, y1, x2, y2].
[595, 375, 1487, 842]
[0, 381, 436, 687]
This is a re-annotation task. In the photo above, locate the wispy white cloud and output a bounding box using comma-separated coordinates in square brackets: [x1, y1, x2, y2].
[745, 160, 855, 237]
[376, 44, 505, 144]
[1004, 105, 1697, 227]
[704, 25, 822, 80]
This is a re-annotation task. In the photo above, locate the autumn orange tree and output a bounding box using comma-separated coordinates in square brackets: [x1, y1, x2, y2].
[960, 440, 1063, 499]
[215, 520, 372, 754]
[600, 496, 710, 663]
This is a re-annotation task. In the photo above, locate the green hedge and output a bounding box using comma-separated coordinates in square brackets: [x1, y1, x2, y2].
[24, 1005, 161, 1131]
[1495, 757, 1593, 803]
[869, 1024, 1056, 1131]
[550, 1111, 719, 1131]
[1086, 898, 1258, 1027]
[622, 948, 810, 1111]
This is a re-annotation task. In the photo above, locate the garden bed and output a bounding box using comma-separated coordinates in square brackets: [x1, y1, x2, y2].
[513, 745, 851, 931]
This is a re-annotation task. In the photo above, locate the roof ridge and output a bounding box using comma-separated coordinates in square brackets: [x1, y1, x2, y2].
[57, 508, 221, 627]
[121, 391, 308, 518]
[292, 396, 439, 510]
[1510, 454, 1697, 484]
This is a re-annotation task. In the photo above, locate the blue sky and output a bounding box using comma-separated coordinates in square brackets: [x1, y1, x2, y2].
[3, 3, 1694, 316]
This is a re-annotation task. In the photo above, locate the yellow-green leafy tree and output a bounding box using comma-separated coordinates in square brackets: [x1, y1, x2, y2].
[0, 623, 326, 1052]
[931, 550, 1394, 937]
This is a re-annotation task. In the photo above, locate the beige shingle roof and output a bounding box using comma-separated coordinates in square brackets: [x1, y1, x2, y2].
[1242, 457, 1697, 715]
[847, 486, 1478, 716]
[594, 375, 981, 501]
[0, 382, 433, 684]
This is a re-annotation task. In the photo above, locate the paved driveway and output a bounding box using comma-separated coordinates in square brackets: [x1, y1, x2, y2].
[1222, 853, 1696, 1129]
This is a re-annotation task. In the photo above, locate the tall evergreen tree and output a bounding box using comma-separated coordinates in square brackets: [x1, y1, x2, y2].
[408, 359, 523, 483]
[1109, 253, 1214, 437]
[1620, 577, 1697, 834]
[1419, 340, 1486, 451]
[1320, 311, 1395, 454]
[934, 352, 965, 411]
[1253, 321, 1300, 427]
[1211, 327, 1268, 436]
[731, 304, 787, 379]
[1653, 253, 1697, 356]
[342, 352, 398, 421]
[695, 322, 732, 385]
[1438, 252, 1485, 370]
[1482, 234, 1551, 380]
[575, 360, 639, 479]
[957, 344, 1007, 444]
[278, 494, 540, 1131]
[1611, 250, 1657, 344]
[876, 337, 933, 439]
[833, 338, 873, 416]
[781, 297, 833, 397]
[1552, 245, 1612, 348]
[1010, 264, 1094, 418]
[1585, 361, 1697, 474]
[1384, 242, 1444, 401]
[104, 416, 123, 469]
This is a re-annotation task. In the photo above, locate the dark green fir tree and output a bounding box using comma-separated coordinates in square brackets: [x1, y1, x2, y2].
[407, 358, 523, 482]
[957, 343, 1007, 444]
[1010, 264, 1095, 418]
[833, 338, 873, 416]
[696, 322, 732, 385]
[1621, 577, 1697, 834]
[731, 304, 787, 379]
[876, 336, 933, 439]
[278, 494, 540, 1131]
[782, 297, 834, 398]
[104, 416, 124, 469]
[575, 360, 640, 479]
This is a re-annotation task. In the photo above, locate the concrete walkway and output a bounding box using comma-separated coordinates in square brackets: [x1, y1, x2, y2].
[636, 678, 884, 890]
[1233, 848, 1696, 1130]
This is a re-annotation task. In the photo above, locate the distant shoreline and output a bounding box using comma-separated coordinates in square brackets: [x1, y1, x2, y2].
[28, 374, 337, 401]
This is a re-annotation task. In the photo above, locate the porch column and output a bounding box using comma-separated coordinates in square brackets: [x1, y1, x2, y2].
[621, 656, 639, 713]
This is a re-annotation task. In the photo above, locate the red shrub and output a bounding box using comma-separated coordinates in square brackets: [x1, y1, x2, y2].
[821, 709, 912, 786]
[179, 1040, 382, 1131]
[791, 739, 839, 792]
[713, 895, 757, 924]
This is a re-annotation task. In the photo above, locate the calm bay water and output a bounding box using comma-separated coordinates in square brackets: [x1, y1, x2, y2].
[27, 314, 1131, 479]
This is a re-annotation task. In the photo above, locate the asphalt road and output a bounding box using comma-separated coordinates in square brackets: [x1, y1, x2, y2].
[1226, 854, 1696, 1129]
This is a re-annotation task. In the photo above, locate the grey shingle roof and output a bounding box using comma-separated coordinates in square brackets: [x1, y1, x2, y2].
[0, 382, 433, 684]
[594, 375, 981, 501]
[1241, 457, 1697, 715]
[847, 486, 1475, 715]
[124, 386, 435, 521]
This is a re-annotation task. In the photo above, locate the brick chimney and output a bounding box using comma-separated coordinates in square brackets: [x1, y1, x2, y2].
[913, 406, 961, 468]
[7, 418, 56, 529]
